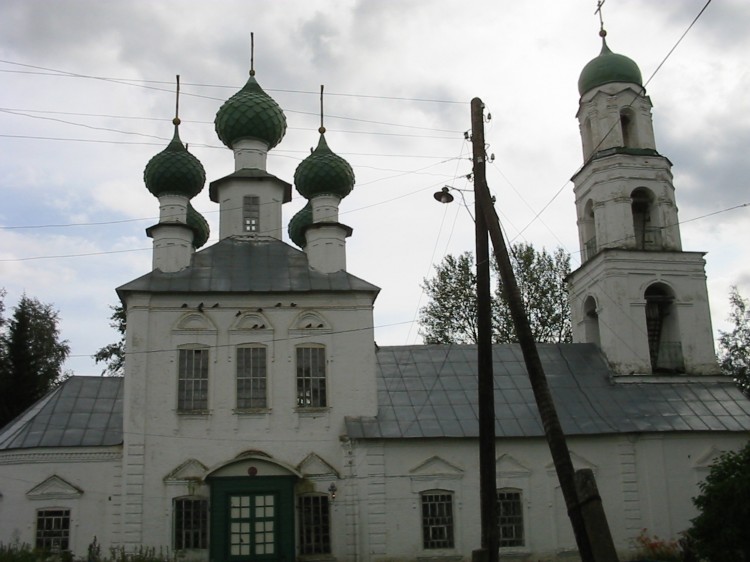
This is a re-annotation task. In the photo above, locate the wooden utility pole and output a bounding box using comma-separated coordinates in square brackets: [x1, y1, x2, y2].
[469, 97, 618, 562]
[471, 97, 499, 562]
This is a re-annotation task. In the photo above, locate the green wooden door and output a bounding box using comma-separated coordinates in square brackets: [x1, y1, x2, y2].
[209, 476, 295, 562]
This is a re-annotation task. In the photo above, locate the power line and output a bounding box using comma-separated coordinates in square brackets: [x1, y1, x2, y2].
[0, 62, 468, 105]
[0, 107, 458, 140]
[0, 59, 464, 134]
[0, 131, 461, 161]
[66, 319, 416, 360]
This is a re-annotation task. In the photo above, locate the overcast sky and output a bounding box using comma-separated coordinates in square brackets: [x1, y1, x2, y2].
[1, 0, 748, 376]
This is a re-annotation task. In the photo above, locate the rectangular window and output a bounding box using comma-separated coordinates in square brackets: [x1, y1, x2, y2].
[174, 498, 208, 550]
[497, 489, 524, 547]
[296, 346, 326, 408]
[298, 495, 331, 555]
[237, 346, 267, 409]
[243, 196, 260, 233]
[36, 509, 70, 551]
[178, 348, 209, 412]
[421, 492, 454, 549]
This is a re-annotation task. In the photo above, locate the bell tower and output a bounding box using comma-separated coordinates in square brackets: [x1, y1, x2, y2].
[567, 30, 719, 376]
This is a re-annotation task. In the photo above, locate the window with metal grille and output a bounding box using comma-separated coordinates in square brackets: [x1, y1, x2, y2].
[36, 509, 70, 551]
[497, 488, 524, 547]
[174, 498, 208, 550]
[243, 196, 260, 233]
[178, 348, 209, 412]
[237, 346, 267, 409]
[421, 492, 454, 549]
[296, 346, 326, 408]
[298, 495, 331, 555]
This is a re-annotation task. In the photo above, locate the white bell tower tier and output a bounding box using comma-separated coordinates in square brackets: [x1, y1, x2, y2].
[567, 35, 719, 376]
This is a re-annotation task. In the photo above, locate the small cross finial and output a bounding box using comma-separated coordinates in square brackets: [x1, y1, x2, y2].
[319, 85, 326, 134]
[173, 74, 181, 126]
[595, 0, 607, 37]
[249, 32, 255, 76]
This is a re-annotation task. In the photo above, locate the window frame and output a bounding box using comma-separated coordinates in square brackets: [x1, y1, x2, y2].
[420, 490, 455, 550]
[173, 497, 209, 551]
[35, 508, 71, 551]
[243, 195, 260, 233]
[296, 345, 327, 409]
[298, 493, 331, 556]
[177, 346, 210, 413]
[236, 345, 268, 410]
[496, 487, 525, 548]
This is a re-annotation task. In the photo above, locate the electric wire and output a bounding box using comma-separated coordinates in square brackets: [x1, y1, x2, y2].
[0, 59, 464, 134]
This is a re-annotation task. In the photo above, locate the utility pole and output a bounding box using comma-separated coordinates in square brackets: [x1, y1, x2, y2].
[471, 97, 499, 562]
[468, 97, 618, 562]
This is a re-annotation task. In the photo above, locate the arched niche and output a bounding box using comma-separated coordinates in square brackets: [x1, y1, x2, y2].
[644, 282, 684, 373]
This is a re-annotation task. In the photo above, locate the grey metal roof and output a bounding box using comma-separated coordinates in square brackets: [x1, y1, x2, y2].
[0, 376, 123, 450]
[117, 237, 380, 297]
[345, 343, 750, 439]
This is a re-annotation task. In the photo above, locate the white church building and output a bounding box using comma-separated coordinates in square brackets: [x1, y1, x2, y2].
[1, 31, 749, 562]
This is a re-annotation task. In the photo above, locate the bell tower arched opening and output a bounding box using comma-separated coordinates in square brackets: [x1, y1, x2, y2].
[582, 200, 596, 261]
[582, 116, 594, 159]
[620, 108, 638, 148]
[583, 296, 600, 347]
[631, 187, 659, 250]
[644, 283, 684, 373]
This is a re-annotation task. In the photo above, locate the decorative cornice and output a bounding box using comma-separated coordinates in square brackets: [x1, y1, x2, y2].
[0, 448, 121, 466]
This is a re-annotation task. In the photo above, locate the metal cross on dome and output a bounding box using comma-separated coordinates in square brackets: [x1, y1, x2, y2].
[595, 0, 607, 35]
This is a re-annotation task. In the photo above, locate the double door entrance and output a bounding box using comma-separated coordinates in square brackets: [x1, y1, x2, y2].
[209, 476, 296, 562]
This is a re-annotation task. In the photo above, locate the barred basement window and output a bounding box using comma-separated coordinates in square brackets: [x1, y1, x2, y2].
[36, 509, 70, 551]
[243, 196, 260, 233]
[174, 498, 208, 550]
[497, 488, 524, 547]
[421, 491, 454, 549]
[298, 495, 331, 555]
[237, 346, 267, 409]
[296, 346, 326, 408]
[178, 348, 209, 412]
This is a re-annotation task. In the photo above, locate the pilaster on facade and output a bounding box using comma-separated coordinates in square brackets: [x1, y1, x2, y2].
[122, 442, 146, 549]
[110, 458, 123, 547]
[364, 442, 387, 556]
[618, 439, 642, 541]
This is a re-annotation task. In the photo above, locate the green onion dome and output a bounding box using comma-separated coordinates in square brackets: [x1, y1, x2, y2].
[215, 74, 287, 149]
[186, 203, 210, 249]
[294, 132, 354, 199]
[288, 201, 312, 249]
[578, 38, 642, 96]
[144, 123, 206, 198]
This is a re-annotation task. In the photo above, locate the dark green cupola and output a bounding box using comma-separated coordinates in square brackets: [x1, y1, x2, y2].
[186, 203, 210, 249]
[144, 122, 206, 198]
[578, 37, 642, 96]
[215, 73, 287, 150]
[288, 201, 313, 249]
[294, 132, 355, 200]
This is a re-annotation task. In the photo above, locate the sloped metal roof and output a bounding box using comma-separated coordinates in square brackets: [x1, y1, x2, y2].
[345, 343, 750, 439]
[0, 376, 123, 450]
[117, 237, 380, 296]
[5, 345, 748, 451]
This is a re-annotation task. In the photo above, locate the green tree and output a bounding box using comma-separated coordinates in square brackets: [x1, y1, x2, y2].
[419, 253, 479, 344]
[688, 441, 750, 561]
[718, 286, 750, 394]
[419, 243, 572, 344]
[0, 294, 70, 428]
[93, 304, 126, 376]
